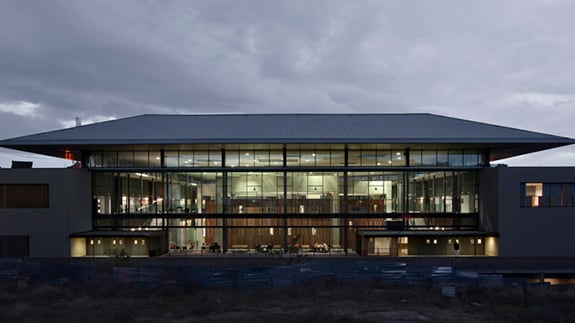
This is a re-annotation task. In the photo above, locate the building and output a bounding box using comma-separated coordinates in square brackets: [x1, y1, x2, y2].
[0, 114, 574, 257]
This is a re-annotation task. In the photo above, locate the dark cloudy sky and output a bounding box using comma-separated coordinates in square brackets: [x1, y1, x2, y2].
[1, 0, 574, 167]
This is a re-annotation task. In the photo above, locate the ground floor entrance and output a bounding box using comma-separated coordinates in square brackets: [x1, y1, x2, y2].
[70, 227, 498, 257]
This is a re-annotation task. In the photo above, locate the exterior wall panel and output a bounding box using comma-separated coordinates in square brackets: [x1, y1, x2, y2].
[484, 167, 575, 257]
[0, 169, 92, 257]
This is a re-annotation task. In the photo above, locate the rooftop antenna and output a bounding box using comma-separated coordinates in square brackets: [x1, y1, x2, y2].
[75, 117, 82, 127]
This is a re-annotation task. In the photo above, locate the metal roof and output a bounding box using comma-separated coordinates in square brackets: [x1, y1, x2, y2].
[1, 113, 573, 161]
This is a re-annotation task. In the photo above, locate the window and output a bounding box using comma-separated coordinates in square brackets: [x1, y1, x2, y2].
[348, 147, 405, 167]
[408, 150, 483, 168]
[521, 183, 575, 207]
[348, 171, 404, 213]
[0, 184, 49, 208]
[407, 171, 478, 214]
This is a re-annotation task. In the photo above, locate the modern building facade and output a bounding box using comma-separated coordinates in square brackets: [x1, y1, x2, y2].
[1, 114, 573, 257]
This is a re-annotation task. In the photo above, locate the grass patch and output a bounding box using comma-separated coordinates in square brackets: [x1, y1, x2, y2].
[1, 278, 575, 322]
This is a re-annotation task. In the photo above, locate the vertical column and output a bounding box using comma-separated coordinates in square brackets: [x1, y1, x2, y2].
[160, 150, 167, 241]
[91, 173, 97, 229]
[402, 148, 410, 215]
[113, 172, 121, 216]
[282, 145, 288, 253]
[161, 171, 169, 249]
[80, 151, 88, 168]
[221, 149, 228, 253]
[482, 148, 490, 167]
[343, 146, 349, 254]
[444, 171, 448, 212]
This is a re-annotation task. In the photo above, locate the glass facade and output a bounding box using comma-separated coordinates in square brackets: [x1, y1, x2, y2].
[88, 145, 484, 254]
[87, 147, 484, 169]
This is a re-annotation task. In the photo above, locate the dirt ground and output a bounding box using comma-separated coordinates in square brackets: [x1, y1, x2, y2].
[1, 277, 575, 323]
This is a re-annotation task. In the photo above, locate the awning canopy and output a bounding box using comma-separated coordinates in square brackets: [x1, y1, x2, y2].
[70, 230, 166, 238]
[358, 230, 498, 238]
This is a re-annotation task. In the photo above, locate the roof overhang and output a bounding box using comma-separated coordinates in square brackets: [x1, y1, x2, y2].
[1, 114, 573, 161]
[70, 230, 166, 238]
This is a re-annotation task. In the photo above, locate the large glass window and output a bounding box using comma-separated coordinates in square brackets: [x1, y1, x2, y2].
[285, 172, 341, 214]
[348, 146, 405, 167]
[92, 172, 220, 215]
[164, 150, 221, 168]
[89, 151, 163, 168]
[280, 172, 342, 214]
[88, 152, 103, 168]
[88, 147, 485, 169]
[521, 183, 575, 207]
[164, 173, 218, 214]
[239, 150, 255, 167]
[422, 151, 437, 167]
[410, 150, 483, 167]
[164, 151, 179, 167]
[347, 171, 404, 213]
[228, 172, 283, 214]
[437, 151, 449, 167]
[102, 151, 117, 168]
[463, 150, 481, 167]
[93, 172, 164, 215]
[118, 151, 134, 168]
[406, 171, 478, 230]
[93, 170, 479, 216]
[149, 151, 161, 167]
[286, 145, 344, 167]
[408, 171, 478, 214]
[448, 150, 463, 167]
[88, 142, 488, 254]
[225, 149, 283, 168]
[224, 145, 284, 168]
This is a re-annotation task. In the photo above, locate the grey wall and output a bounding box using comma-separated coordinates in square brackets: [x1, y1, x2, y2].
[479, 167, 500, 233]
[0, 168, 92, 257]
[481, 166, 575, 257]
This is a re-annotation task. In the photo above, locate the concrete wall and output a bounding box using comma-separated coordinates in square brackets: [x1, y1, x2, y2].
[0, 168, 92, 257]
[481, 166, 575, 257]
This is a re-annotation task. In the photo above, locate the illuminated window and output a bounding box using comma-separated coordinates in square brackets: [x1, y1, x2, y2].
[521, 182, 575, 207]
[525, 183, 543, 207]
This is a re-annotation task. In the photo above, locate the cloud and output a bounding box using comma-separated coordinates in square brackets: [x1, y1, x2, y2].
[0, 1, 574, 166]
[506, 92, 574, 108]
[58, 115, 117, 129]
[0, 100, 41, 117]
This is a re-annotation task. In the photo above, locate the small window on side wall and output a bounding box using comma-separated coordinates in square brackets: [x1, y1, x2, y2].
[523, 183, 543, 207]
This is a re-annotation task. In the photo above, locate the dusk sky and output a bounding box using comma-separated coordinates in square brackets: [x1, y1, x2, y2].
[1, 0, 574, 167]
